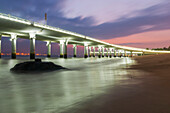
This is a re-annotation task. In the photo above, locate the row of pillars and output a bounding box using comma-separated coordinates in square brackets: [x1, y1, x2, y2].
[0, 33, 37, 59]
[87, 47, 134, 58]
[0, 34, 135, 59]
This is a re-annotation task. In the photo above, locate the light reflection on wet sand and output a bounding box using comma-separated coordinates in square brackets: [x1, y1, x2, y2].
[0, 57, 138, 113]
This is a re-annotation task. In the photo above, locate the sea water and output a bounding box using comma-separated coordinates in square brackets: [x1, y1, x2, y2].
[0, 57, 136, 113]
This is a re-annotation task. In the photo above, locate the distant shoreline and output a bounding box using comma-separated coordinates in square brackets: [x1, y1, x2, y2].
[131, 54, 170, 75]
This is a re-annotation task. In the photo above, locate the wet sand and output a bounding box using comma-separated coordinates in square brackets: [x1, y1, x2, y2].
[64, 54, 170, 113]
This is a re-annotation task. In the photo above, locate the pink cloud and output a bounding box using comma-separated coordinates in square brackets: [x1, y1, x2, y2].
[102, 29, 170, 48]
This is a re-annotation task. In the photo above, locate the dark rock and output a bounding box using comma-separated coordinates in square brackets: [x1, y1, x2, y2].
[10, 61, 67, 73]
[35, 58, 42, 62]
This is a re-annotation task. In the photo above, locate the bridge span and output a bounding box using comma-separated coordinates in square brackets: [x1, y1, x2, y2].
[0, 13, 170, 59]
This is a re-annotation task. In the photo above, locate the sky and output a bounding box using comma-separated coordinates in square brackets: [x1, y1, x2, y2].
[0, 0, 170, 54]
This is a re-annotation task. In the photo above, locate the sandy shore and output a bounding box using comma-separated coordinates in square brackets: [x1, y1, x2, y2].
[63, 54, 170, 113]
[131, 54, 170, 75]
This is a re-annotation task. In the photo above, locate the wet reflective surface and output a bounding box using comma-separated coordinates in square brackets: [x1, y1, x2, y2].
[0, 57, 136, 113]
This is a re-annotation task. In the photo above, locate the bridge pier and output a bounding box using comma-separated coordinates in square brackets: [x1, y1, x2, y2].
[73, 44, 77, 57]
[98, 46, 101, 58]
[64, 40, 68, 59]
[93, 46, 95, 57]
[127, 52, 129, 57]
[109, 48, 112, 58]
[118, 50, 121, 57]
[59, 40, 64, 58]
[47, 41, 51, 57]
[102, 47, 105, 57]
[120, 51, 122, 57]
[89, 47, 92, 57]
[130, 51, 133, 57]
[84, 43, 88, 58]
[11, 34, 17, 59]
[114, 49, 117, 57]
[106, 48, 109, 57]
[124, 51, 127, 57]
[0, 35, 1, 58]
[29, 33, 36, 59]
[121, 51, 123, 57]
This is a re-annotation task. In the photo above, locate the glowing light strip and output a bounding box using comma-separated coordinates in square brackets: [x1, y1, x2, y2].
[67, 40, 84, 44]
[85, 36, 170, 53]
[85, 36, 147, 51]
[90, 52, 143, 54]
[0, 13, 31, 25]
[33, 23, 85, 38]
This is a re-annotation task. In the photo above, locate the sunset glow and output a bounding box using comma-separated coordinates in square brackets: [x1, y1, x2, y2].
[103, 30, 170, 49]
[1, 53, 47, 56]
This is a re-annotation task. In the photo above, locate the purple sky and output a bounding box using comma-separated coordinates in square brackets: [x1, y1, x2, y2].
[62, 0, 163, 25]
[0, 0, 170, 55]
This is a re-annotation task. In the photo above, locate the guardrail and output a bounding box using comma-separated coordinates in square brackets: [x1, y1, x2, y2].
[0, 13, 85, 38]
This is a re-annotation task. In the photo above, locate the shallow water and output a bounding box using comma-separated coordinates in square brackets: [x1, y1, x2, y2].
[0, 57, 137, 113]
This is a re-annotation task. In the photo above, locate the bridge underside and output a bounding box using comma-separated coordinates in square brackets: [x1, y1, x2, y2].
[0, 18, 103, 47]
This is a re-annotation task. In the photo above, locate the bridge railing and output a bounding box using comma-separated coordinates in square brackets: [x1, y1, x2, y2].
[33, 22, 85, 38]
[0, 13, 31, 24]
[0, 13, 85, 38]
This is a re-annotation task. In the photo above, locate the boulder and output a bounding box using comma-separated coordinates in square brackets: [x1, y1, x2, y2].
[10, 59, 66, 73]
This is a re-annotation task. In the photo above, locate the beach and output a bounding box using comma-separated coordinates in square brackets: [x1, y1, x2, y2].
[63, 54, 170, 113]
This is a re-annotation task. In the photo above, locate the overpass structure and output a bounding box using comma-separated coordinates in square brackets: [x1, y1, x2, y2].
[0, 13, 170, 59]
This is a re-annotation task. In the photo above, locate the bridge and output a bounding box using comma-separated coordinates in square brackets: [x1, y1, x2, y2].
[0, 13, 170, 59]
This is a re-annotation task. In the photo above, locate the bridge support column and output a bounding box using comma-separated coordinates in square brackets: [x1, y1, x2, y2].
[0, 35, 1, 58]
[102, 47, 105, 57]
[64, 40, 68, 59]
[117, 50, 120, 57]
[11, 34, 17, 59]
[109, 48, 112, 58]
[106, 48, 109, 57]
[84, 43, 88, 58]
[120, 51, 122, 57]
[73, 44, 77, 57]
[126, 52, 129, 57]
[118, 50, 121, 57]
[59, 40, 64, 58]
[114, 49, 117, 57]
[89, 47, 92, 57]
[130, 51, 133, 57]
[93, 46, 95, 57]
[98, 46, 101, 58]
[126, 51, 129, 57]
[46, 41, 51, 57]
[124, 51, 127, 57]
[29, 33, 36, 59]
